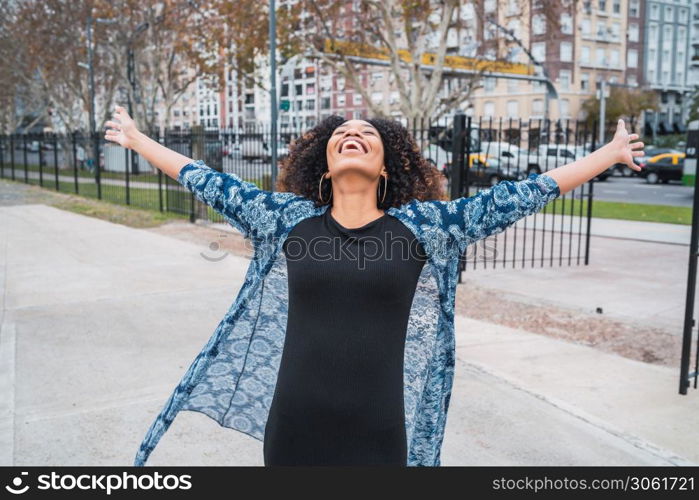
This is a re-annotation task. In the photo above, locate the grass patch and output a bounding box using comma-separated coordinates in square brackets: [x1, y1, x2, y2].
[0, 177, 191, 228]
[550, 198, 691, 225]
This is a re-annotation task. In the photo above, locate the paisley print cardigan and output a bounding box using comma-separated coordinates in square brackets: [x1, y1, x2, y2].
[133, 159, 561, 467]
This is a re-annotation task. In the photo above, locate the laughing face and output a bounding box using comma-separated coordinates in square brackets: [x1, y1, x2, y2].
[325, 119, 385, 181]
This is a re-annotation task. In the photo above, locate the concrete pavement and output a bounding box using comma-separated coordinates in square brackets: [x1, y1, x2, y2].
[0, 204, 696, 466]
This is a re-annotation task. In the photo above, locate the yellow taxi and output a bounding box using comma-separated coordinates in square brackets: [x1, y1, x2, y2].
[642, 151, 685, 184]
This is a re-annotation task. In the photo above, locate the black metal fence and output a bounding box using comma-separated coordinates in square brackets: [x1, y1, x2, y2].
[447, 115, 613, 280]
[0, 116, 611, 278]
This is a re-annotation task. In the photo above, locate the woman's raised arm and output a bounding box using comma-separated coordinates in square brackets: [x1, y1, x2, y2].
[104, 104, 281, 240]
[431, 118, 644, 256]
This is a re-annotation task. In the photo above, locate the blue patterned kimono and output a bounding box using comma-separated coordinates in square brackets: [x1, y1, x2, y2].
[133, 159, 560, 467]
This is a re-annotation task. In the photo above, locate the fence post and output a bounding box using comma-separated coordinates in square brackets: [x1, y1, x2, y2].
[53, 132, 59, 191]
[584, 120, 596, 266]
[680, 119, 699, 394]
[451, 113, 466, 283]
[190, 125, 206, 223]
[451, 113, 465, 201]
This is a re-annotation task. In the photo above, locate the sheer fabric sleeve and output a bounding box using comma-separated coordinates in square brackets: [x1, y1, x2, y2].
[177, 159, 285, 240]
[435, 172, 561, 256]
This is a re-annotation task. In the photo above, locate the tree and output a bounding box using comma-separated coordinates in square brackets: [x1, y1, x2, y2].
[580, 85, 657, 136]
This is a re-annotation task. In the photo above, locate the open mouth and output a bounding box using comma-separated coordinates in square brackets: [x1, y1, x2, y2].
[338, 137, 368, 154]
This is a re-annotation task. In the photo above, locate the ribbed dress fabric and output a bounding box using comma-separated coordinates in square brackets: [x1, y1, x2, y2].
[263, 208, 428, 466]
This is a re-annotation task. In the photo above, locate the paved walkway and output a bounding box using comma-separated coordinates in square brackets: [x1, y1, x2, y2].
[0, 204, 696, 466]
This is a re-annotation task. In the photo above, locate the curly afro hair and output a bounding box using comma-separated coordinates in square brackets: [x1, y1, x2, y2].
[275, 114, 447, 208]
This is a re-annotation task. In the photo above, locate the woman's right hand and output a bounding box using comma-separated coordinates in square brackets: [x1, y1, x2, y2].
[104, 105, 141, 150]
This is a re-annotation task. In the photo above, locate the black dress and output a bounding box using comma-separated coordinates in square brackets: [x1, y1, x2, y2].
[263, 208, 428, 466]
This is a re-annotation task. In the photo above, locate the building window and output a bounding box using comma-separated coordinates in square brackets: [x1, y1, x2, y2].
[649, 4, 659, 20]
[581, 46, 590, 64]
[612, 0, 620, 15]
[581, 19, 591, 36]
[484, 76, 496, 92]
[532, 99, 543, 115]
[533, 14, 546, 35]
[610, 49, 619, 67]
[507, 0, 519, 16]
[560, 13, 572, 34]
[597, 22, 607, 38]
[596, 47, 605, 66]
[629, 0, 639, 17]
[627, 49, 638, 68]
[337, 94, 346, 107]
[371, 92, 383, 103]
[560, 99, 569, 118]
[506, 100, 518, 118]
[532, 42, 546, 62]
[611, 22, 620, 40]
[484, 101, 495, 117]
[560, 42, 572, 62]
[627, 74, 637, 86]
[581, 72, 589, 90]
[598, 0, 606, 12]
[559, 69, 571, 90]
[628, 23, 639, 43]
[321, 97, 331, 109]
[649, 24, 658, 43]
[353, 93, 363, 105]
[664, 6, 672, 21]
[679, 8, 688, 23]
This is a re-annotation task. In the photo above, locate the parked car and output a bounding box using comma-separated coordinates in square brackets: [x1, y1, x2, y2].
[467, 153, 523, 186]
[444, 153, 523, 191]
[640, 152, 685, 184]
[535, 143, 613, 181]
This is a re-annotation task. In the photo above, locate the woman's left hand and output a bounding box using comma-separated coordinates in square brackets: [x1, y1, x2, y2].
[611, 118, 645, 172]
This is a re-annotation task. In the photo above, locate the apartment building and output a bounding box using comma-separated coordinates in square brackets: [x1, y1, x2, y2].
[645, 0, 691, 134]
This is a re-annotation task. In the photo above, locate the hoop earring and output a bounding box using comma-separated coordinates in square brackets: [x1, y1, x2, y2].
[378, 174, 388, 204]
[318, 172, 332, 204]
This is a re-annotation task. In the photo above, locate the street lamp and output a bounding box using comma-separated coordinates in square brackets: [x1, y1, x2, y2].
[126, 22, 150, 175]
[77, 12, 117, 199]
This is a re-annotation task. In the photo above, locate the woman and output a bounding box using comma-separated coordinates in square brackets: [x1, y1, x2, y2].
[105, 106, 644, 466]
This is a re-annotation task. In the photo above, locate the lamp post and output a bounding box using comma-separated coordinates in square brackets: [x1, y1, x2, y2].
[78, 12, 117, 199]
[269, 0, 278, 191]
[126, 22, 150, 176]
